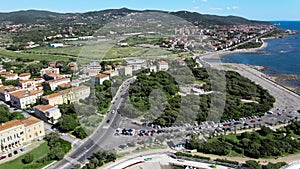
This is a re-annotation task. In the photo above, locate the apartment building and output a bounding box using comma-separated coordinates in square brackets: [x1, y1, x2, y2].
[34, 104, 61, 124]
[18, 73, 31, 81]
[157, 61, 169, 71]
[40, 67, 60, 76]
[0, 116, 45, 153]
[117, 66, 133, 76]
[10, 90, 43, 109]
[0, 85, 17, 102]
[103, 70, 119, 78]
[42, 86, 90, 106]
[93, 74, 110, 85]
[47, 78, 71, 91]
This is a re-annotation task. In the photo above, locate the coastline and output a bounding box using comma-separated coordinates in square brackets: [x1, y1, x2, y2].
[199, 38, 269, 60]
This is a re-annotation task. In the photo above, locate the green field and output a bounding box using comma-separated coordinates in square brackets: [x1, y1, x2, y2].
[0, 49, 71, 62]
[0, 142, 51, 169]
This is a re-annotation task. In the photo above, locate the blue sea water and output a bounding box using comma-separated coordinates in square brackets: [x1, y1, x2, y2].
[221, 21, 300, 76]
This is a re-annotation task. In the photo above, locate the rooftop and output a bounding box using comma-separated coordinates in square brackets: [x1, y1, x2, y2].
[10, 89, 43, 99]
[21, 116, 42, 127]
[34, 104, 55, 111]
[19, 73, 31, 77]
[0, 120, 23, 132]
[42, 92, 61, 99]
[95, 74, 109, 79]
[0, 85, 17, 93]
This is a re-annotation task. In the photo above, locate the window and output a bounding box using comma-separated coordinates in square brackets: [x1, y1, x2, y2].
[29, 135, 31, 138]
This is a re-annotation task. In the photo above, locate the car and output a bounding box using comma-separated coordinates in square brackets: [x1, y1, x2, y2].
[106, 119, 110, 123]
[8, 153, 12, 157]
[0, 156, 6, 160]
[13, 150, 18, 155]
[112, 110, 115, 114]
[250, 120, 256, 123]
[267, 111, 274, 115]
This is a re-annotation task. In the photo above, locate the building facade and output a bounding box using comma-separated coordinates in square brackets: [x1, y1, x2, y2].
[0, 117, 45, 153]
[34, 105, 62, 124]
[10, 90, 44, 109]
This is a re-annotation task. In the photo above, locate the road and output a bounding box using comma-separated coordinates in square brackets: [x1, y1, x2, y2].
[47, 77, 136, 169]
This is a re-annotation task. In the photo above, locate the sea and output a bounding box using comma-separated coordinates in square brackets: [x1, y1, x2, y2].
[220, 21, 300, 88]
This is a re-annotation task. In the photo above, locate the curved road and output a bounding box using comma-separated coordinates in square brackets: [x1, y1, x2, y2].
[48, 78, 136, 169]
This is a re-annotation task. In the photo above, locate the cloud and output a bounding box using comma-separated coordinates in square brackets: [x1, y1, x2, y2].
[227, 6, 240, 11]
[192, 6, 200, 10]
[201, 0, 208, 2]
[209, 8, 223, 11]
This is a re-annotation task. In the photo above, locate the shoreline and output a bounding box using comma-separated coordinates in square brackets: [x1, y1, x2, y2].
[198, 38, 269, 60]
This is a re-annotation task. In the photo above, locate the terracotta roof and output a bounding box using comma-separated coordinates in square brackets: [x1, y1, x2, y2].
[95, 74, 109, 79]
[58, 82, 71, 88]
[10, 89, 43, 99]
[176, 60, 186, 63]
[103, 70, 116, 74]
[34, 104, 55, 111]
[19, 79, 35, 83]
[42, 92, 62, 99]
[45, 73, 61, 77]
[19, 73, 31, 77]
[21, 116, 42, 127]
[33, 78, 44, 81]
[5, 72, 17, 77]
[158, 61, 168, 65]
[0, 85, 17, 93]
[0, 120, 23, 131]
[47, 78, 70, 83]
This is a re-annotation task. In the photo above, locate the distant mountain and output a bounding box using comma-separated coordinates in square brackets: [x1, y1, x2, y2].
[0, 8, 271, 26]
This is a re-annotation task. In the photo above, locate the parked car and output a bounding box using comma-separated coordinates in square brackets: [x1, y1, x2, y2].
[0, 156, 6, 160]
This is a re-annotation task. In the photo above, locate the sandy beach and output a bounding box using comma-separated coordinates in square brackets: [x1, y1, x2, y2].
[198, 38, 269, 60]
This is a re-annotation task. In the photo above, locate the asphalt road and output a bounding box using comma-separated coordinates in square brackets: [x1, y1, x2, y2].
[47, 77, 136, 169]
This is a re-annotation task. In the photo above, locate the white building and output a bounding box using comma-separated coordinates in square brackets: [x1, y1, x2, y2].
[126, 60, 147, 71]
[40, 67, 60, 77]
[93, 74, 110, 85]
[10, 90, 43, 109]
[18, 73, 31, 81]
[0, 85, 17, 102]
[103, 70, 119, 78]
[117, 66, 133, 76]
[47, 78, 71, 91]
[157, 61, 169, 71]
[49, 43, 64, 48]
[34, 105, 62, 124]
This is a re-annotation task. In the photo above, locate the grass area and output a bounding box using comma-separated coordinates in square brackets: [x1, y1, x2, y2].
[0, 142, 51, 169]
[0, 49, 70, 62]
[79, 114, 103, 135]
[221, 64, 238, 70]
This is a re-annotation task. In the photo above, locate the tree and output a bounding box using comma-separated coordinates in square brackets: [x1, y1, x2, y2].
[22, 154, 34, 164]
[72, 127, 88, 139]
[103, 80, 111, 88]
[245, 160, 262, 169]
[56, 115, 79, 132]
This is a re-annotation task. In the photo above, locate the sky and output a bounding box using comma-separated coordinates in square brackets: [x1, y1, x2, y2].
[0, 0, 299, 21]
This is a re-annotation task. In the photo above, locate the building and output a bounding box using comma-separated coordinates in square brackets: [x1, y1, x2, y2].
[68, 62, 78, 71]
[42, 86, 90, 106]
[41, 93, 63, 106]
[176, 59, 187, 66]
[126, 60, 147, 71]
[82, 62, 102, 74]
[10, 90, 44, 109]
[0, 85, 17, 102]
[103, 70, 119, 78]
[43, 73, 63, 81]
[47, 78, 71, 91]
[34, 105, 62, 124]
[18, 78, 45, 91]
[0, 116, 45, 153]
[57, 82, 71, 90]
[117, 66, 133, 76]
[18, 73, 31, 81]
[1, 72, 18, 81]
[157, 61, 169, 71]
[49, 43, 64, 48]
[93, 74, 110, 85]
[40, 67, 60, 77]
[87, 70, 100, 77]
[21, 116, 45, 142]
[150, 65, 157, 73]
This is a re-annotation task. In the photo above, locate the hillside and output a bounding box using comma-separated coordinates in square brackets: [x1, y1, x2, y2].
[0, 8, 270, 26]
